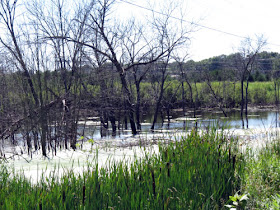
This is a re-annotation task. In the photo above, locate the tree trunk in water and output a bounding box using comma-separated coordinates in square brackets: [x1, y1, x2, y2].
[245, 80, 250, 129]
[119, 72, 137, 135]
[135, 82, 141, 130]
[109, 110, 116, 135]
[128, 109, 137, 135]
[124, 115, 128, 130]
[23, 105, 32, 155]
[26, 132, 31, 156]
[240, 80, 244, 128]
[151, 101, 160, 130]
[32, 130, 38, 151]
[151, 83, 164, 130]
[100, 126, 107, 138]
[194, 82, 199, 129]
[100, 110, 109, 129]
[181, 82, 186, 114]
[70, 94, 78, 150]
[64, 117, 68, 150]
[70, 121, 77, 150]
[40, 108, 47, 157]
[186, 80, 194, 117]
[166, 107, 170, 128]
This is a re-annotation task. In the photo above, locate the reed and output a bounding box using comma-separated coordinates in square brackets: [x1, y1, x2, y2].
[0, 128, 262, 209]
[239, 136, 280, 209]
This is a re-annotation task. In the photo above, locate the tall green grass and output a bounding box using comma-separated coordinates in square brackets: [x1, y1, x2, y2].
[2, 129, 280, 209]
[239, 136, 280, 209]
[0, 129, 241, 209]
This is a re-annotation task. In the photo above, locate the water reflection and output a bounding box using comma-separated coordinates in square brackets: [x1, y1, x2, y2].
[5, 109, 280, 182]
[79, 110, 280, 140]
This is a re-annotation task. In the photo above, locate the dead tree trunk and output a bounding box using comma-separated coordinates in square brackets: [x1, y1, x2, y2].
[151, 63, 168, 130]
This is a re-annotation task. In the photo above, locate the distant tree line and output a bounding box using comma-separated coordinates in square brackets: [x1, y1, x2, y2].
[170, 51, 280, 82]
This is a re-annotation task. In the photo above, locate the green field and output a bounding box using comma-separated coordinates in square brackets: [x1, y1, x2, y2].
[143, 80, 277, 108]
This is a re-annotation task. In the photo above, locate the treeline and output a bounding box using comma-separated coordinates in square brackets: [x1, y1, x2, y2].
[0, 0, 279, 156]
[169, 51, 280, 82]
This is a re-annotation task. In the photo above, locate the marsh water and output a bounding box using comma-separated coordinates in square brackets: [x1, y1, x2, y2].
[79, 109, 280, 140]
[4, 108, 280, 182]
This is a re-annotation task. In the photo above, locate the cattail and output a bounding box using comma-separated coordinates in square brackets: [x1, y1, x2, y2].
[233, 155, 236, 170]
[167, 162, 170, 177]
[96, 182, 100, 192]
[83, 185, 86, 205]
[218, 150, 221, 169]
[62, 190, 66, 203]
[151, 169, 156, 196]
[165, 149, 168, 159]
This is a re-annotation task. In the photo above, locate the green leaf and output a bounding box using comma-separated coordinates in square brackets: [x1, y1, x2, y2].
[239, 194, 249, 201]
[229, 196, 237, 202]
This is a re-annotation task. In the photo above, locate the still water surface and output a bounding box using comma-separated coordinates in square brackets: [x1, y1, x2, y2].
[5, 109, 280, 182]
[80, 109, 280, 140]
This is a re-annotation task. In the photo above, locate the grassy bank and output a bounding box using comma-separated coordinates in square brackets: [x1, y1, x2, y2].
[0, 129, 279, 209]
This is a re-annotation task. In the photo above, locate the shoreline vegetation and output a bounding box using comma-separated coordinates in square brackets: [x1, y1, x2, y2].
[0, 128, 279, 209]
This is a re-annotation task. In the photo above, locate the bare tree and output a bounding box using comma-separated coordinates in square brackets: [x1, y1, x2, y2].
[150, 56, 171, 130]
[0, 0, 194, 158]
[174, 55, 199, 117]
[0, 0, 51, 155]
[234, 35, 266, 128]
[27, 0, 87, 149]
[65, 0, 192, 134]
[204, 69, 227, 117]
[120, 21, 153, 130]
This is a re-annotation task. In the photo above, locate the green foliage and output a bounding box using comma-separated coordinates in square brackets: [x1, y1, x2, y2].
[225, 193, 249, 209]
[268, 194, 280, 209]
[0, 130, 241, 209]
[137, 80, 277, 109]
[1, 129, 280, 209]
[240, 138, 280, 208]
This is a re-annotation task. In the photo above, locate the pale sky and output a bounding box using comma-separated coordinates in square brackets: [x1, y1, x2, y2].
[116, 0, 280, 61]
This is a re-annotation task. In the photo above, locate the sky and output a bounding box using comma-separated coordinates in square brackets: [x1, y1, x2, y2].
[116, 0, 280, 61]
